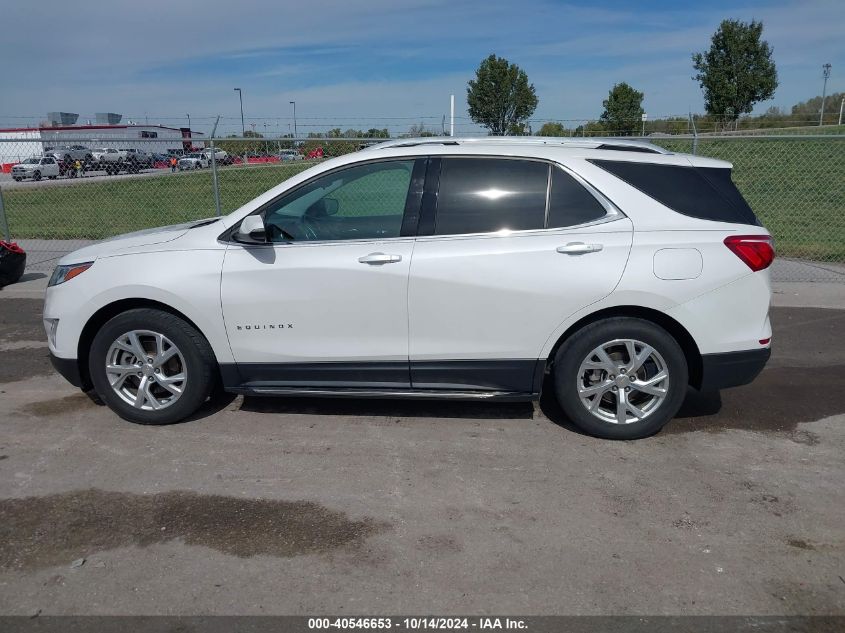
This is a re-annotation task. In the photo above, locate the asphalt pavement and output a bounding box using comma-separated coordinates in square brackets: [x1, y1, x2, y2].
[0, 296, 843, 615]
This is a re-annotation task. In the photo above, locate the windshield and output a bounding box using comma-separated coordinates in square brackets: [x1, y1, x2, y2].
[21, 158, 40, 164]
[186, 154, 202, 158]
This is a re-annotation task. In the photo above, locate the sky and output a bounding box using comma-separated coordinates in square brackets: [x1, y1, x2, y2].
[0, 0, 842, 136]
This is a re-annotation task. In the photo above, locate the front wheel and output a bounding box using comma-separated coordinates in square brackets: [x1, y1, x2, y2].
[33, 171, 41, 181]
[89, 308, 217, 425]
[553, 317, 688, 440]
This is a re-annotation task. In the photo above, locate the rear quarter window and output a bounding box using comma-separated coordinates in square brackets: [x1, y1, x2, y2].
[589, 159, 759, 225]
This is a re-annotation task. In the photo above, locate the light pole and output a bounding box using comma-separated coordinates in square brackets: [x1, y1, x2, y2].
[234, 88, 245, 136]
[820, 63, 831, 126]
[290, 101, 297, 141]
[186, 113, 191, 131]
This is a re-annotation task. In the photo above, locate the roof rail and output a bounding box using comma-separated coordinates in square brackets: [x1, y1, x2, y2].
[364, 136, 669, 154]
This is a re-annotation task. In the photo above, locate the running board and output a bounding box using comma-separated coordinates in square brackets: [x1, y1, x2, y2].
[233, 386, 536, 401]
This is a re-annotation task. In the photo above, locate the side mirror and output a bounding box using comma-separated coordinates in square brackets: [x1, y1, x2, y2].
[324, 198, 339, 215]
[235, 215, 267, 243]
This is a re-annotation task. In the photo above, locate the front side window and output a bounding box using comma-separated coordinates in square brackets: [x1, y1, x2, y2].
[434, 158, 548, 235]
[264, 159, 415, 242]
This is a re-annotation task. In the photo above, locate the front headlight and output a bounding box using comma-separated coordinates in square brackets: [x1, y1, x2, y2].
[48, 262, 93, 287]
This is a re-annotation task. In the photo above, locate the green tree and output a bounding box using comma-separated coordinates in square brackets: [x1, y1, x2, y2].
[599, 82, 644, 136]
[467, 54, 538, 136]
[692, 19, 778, 127]
[537, 121, 567, 137]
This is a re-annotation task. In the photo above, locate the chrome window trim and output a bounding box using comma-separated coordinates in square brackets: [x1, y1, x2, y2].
[221, 153, 625, 246]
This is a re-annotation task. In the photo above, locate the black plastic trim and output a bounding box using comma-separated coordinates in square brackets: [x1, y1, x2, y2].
[699, 348, 770, 392]
[417, 157, 441, 236]
[221, 358, 541, 396]
[231, 361, 411, 389]
[50, 353, 84, 389]
[410, 359, 536, 392]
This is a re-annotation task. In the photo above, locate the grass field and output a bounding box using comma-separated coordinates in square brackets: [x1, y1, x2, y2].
[3, 163, 316, 240]
[4, 137, 844, 261]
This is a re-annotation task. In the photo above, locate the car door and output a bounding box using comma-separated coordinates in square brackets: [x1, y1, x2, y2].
[221, 157, 426, 389]
[408, 156, 633, 393]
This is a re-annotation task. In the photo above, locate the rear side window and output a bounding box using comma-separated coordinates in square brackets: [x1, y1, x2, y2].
[434, 158, 548, 235]
[589, 160, 759, 225]
[548, 167, 608, 228]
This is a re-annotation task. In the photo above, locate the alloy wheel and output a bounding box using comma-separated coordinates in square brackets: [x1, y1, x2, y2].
[105, 330, 187, 411]
[576, 338, 669, 425]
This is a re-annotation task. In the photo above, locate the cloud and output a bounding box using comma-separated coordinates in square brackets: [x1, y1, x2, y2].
[1, 0, 843, 133]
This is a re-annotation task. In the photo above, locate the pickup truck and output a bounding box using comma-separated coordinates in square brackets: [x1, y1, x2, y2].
[121, 148, 153, 169]
[201, 148, 231, 165]
[45, 145, 93, 165]
[90, 148, 126, 174]
[11, 156, 61, 181]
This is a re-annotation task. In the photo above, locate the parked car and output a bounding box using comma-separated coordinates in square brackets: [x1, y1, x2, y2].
[45, 145, 93, 165]
[201, 148, 230, 164]
[121, 148, 153, 169]
[43, 137, 774, 439]
[178, 153, 210, 170]
[277, 149, 303, 161]
[11, 156, 61, 181]
[90, 148, 126, 175]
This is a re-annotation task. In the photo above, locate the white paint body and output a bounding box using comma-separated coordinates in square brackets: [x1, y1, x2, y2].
[44, 139, 773, 389]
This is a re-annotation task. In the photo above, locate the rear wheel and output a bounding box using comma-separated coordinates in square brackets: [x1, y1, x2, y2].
[553, 318, 688, 440]
[33, 170, 41, 181]
[89, 309, 217, 425]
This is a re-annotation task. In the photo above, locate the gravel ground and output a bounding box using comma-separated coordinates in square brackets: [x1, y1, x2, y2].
[0, 299, 843, 615]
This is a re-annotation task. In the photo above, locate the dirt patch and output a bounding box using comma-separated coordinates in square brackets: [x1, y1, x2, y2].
[787, 538, 816, 550]
[417, 534, 462, 554]
[0, 489, 388, 571]
[15, 392, 96, 417]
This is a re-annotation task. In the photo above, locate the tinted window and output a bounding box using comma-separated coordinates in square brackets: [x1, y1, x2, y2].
[548, 167, 608, 227]
[590, 159, 759, 225]
[264, 160, 415, 242]
[434, 158, 548, 235]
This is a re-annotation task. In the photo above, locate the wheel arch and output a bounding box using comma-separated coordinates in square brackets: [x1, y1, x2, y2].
[76, 298, 217, 391]
[544, 305, 703, 389]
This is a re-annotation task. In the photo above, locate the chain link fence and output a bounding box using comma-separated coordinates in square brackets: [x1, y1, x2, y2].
[0, 134, 842, 282]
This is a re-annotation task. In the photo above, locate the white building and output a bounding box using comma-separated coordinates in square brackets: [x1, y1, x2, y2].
[0, 124, 203, 167]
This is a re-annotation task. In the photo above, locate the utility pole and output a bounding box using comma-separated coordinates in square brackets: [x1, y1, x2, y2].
[820, 63, 832, 126]
[450, 94, 455, 137]
[234, 88, 245, 135]
[290, 101, 297, 141]
[839, 97, 844, 126]
[186, 113, 191, 131]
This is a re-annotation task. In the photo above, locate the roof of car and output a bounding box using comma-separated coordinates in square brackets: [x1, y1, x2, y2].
[358, 135, 731, 168]
[365, 136, 670, 154]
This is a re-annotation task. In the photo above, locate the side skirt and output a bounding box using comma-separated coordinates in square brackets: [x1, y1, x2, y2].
[228, 386, 536, 401]
[220, 359, 543, 400]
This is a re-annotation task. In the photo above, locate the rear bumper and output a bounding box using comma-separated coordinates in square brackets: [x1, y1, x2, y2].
[49, 353, 85, 389]
[699, 348, 770, 392]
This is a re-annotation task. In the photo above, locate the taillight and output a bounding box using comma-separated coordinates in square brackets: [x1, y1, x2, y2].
[724, 235, 775, 272]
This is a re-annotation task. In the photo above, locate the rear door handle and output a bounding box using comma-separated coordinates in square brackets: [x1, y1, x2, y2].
[358, 252, 402, 265]
[556, 242, 603, 255]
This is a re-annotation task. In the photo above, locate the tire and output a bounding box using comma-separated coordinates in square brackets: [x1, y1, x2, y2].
[48, 175, 57, 180]
[33, 171, 41, 181]
[552, 317, 688, 440]
[88, 308, 217, 425]
[13, 177, 21, 182]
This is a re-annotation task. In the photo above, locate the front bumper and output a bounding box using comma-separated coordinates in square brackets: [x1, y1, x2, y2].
[49, 353, 86, 389]
[699, 348, 771, 392]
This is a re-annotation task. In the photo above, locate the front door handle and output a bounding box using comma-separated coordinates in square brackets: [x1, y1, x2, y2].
[358, 252, 402, 265]
[556, 242, 603, 255]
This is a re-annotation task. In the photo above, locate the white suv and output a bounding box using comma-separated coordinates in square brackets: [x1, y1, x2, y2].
[44, 138, 774, 439]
